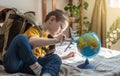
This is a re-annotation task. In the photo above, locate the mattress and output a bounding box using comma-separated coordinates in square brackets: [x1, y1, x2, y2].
[0, 42, 120, 76]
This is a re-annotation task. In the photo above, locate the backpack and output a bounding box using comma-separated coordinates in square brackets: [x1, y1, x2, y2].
[0, 8, 42, 62]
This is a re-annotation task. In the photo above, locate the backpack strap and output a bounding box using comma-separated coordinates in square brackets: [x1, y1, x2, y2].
[23, 12, 43, 37]
[36, 25, 50, 53]
[0, 9, 17, 61]
[19, 19, 27, 33]
[36, 25, 43, 37]
[9, 14, 27, 34]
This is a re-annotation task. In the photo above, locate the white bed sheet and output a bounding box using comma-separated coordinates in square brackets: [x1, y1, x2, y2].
[0, 42, 120, 76]
[56, 42, 120, 76]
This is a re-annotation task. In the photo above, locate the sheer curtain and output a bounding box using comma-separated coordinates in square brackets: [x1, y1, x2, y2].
[89, 0, 107, 47]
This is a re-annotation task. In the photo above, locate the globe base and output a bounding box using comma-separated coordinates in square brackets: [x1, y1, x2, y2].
[77, 59, 96, 69]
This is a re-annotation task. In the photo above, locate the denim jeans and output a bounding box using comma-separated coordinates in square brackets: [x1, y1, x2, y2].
[3, 34, 62, 76]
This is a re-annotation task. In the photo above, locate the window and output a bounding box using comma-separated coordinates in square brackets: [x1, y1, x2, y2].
[108, 0, 120, 8]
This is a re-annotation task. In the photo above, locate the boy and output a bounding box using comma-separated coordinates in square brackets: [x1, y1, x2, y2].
[3, 9, 74, 76]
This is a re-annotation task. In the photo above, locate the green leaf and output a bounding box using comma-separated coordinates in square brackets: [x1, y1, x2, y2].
[64, 6, 69, 11]
[84, 1, 89, 10]
[112, 40, 117, 44]
[106, 32, 110, 36]
[84, 21, 91, 28]
[68, 3, 73, 6]
[75, 18, 80, 23]
[83, 17, 88, 19]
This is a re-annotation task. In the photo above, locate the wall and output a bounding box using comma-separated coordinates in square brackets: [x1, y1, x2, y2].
[56, 0, 67, 11]
[0, 0, 67, 25]
[83, 0, 95, 22]
[0, 0, 42, 23]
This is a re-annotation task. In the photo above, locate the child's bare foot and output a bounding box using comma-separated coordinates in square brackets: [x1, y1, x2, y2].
[66, 52, 75, 58]
[61, 52, 75, 59]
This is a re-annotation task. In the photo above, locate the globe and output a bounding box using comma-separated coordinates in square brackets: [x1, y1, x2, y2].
[76, 32, 101, 69]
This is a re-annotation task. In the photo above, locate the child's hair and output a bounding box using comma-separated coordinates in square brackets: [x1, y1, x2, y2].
[45, 9, 68, 22]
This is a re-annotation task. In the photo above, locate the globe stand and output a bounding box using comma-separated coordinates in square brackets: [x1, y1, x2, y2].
[77, 59, 96, 69]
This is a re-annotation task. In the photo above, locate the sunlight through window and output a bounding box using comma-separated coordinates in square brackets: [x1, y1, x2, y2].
[109, 0, 120, 8]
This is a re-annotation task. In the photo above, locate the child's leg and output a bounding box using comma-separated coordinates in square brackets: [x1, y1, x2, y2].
[20, 54, 61, 76]
[3, 34, 41, 75]
[38, 54, 62, 76]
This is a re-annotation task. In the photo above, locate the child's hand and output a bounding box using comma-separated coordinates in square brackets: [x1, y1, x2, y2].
[55, 34, 66, 43]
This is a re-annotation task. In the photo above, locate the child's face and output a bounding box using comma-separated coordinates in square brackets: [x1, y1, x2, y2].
[48, 16, 68, 37]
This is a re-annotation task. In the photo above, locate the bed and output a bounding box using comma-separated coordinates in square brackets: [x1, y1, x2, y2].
[0, 6, 120, 76]
[0, 41, 120, 76]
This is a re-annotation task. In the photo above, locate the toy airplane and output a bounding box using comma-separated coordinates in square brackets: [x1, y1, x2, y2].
[63, 27, 77, 52]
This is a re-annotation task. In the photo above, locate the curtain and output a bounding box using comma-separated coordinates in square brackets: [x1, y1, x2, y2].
[89, 0, 107, 47]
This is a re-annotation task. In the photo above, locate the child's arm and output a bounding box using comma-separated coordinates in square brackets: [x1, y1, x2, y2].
[29, 34, 65, 49]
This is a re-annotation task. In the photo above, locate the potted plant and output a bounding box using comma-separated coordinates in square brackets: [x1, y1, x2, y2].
[64, 3, 80, 17]
[64, 0, 91, 35]
[64, 2, 80, 23]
